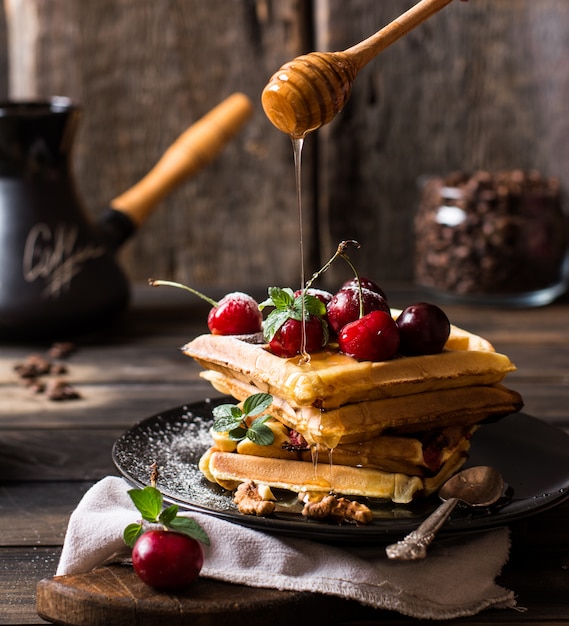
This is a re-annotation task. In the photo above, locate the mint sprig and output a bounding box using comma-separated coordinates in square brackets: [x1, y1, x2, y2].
[260, 286, 327, 342]
[124, 484, 210, 548]
[212, 393, 275, 446]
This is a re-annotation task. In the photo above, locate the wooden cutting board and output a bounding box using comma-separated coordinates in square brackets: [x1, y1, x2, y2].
[36, 565, 355, 625]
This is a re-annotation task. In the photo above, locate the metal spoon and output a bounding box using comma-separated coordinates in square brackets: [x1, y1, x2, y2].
[261, 0, 462, 138]
[385, 466, 504, 560]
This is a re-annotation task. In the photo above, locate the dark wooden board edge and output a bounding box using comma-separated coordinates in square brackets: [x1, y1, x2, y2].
[36, 565, 350, 626]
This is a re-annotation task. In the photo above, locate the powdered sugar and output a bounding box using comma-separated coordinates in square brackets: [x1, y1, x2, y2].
[113, 399, 237, 513]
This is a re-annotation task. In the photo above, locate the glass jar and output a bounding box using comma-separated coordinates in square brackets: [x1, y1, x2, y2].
[414, 170, 569, 307]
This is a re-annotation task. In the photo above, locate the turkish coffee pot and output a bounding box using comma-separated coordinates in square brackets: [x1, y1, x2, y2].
[0, 94, 253, 341]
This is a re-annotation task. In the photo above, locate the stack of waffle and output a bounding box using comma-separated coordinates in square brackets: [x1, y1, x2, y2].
[183, 318, 522, 504]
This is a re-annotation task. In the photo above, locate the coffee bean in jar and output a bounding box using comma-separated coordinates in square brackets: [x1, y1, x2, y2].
[414, 170, 569, 306]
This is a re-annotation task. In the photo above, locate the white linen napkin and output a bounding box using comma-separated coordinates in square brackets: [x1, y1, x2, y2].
[56, 476, 517, 620]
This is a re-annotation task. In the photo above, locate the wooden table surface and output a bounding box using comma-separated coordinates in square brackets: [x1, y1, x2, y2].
[1, 284, 568, 625]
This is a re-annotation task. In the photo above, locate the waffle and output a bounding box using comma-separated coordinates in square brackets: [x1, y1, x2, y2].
[206, 413, 477, 476]
[199, 443, 471, 503]
[184, 318, 521, 505]
[183, 325, 515, 409]
[200, 368, 522, 445]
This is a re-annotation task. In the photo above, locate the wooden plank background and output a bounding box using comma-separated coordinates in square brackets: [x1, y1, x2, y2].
[0, 0, 568, 291]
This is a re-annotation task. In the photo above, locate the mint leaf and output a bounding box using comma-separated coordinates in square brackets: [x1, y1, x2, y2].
[212, 403, 242, 420]
[123, 522, 144, 548]
[242, 392, 273, 417]
[212, 414, 244, 433]
[210, 394, 275, 446]
[128, 486, 162, 522]
[291, 293, 326, 319]
[159, 504, 178, 526]
[213, 394, 273, 436]
[227, 425, 248, 440]
[212, 403, 245, 433]
[247, 415, 275, 446]
[262, 287, 329, 342]
[301, 293, 327, 317]
[167, 517, 211, 546]
[286, 302, 304, 322]
[124, 482, 210, 548]
[263, 309, 291, 341]
[269, 286, 295, 308]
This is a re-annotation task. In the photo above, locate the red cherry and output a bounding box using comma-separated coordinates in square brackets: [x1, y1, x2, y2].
[338, 310, 400, 361]
[327, 287, 390, 334]
[207, 292, 262, 335]
[341, 277, 388, 301]
[396, 302, 450, 355]
[131, 530, 204, 590]
[269, 316, 325, 358]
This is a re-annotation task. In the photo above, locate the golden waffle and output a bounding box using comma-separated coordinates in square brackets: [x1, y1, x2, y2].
[187, 317, 521, 504]
[199, 442, 470, 504]
[211, 416, 477, 476]
[183, 326, 516, 409]
[200, 369, 522, 445]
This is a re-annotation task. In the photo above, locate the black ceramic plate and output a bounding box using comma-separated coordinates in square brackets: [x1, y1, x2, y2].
[112, 398, 569, 542]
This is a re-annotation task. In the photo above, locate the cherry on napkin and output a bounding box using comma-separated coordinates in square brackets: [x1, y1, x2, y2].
[57, 476, 517, 620]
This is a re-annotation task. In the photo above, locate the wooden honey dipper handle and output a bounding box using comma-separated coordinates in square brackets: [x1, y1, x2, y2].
[346, 0, 455, 70]
[110, 93, 253, 226]
[262, 0, 460, 137]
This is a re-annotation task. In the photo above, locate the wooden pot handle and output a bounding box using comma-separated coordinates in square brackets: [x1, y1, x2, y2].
[110, 92, 253, 226]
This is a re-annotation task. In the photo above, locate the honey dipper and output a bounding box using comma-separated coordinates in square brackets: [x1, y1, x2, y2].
[261, 0, 463, 137]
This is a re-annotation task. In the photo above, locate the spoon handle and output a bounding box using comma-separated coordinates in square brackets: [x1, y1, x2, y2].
[385, 497, 458, 560]
[345, 0, 455, 70]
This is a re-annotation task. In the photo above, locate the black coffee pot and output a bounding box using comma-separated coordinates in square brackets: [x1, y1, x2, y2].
[0, 94, 252, 341]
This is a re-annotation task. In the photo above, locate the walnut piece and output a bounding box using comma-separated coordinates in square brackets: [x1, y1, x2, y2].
[234, 480, 275, 516]
[302, 494, 373, 525]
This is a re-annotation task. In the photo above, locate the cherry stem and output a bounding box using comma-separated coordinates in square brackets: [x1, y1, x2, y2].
[305, 239, 364, 317]
[338, 251, 364, 319]
[148, 279, 218, 307]
[305, 240, 361, 290]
